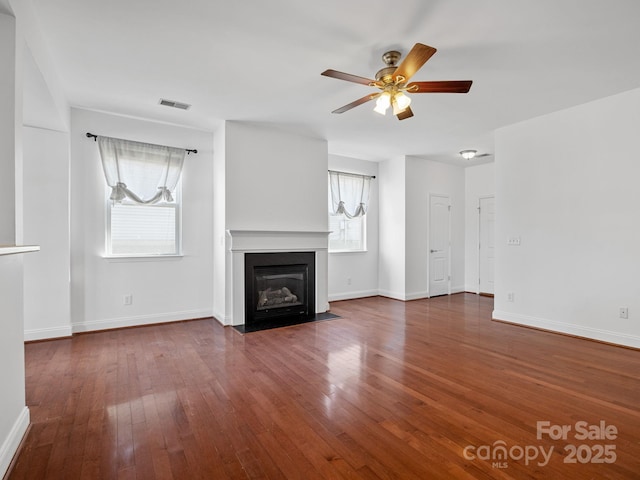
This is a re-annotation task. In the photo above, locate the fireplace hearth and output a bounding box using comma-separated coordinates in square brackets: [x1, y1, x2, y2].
[244, 252, 315, 327]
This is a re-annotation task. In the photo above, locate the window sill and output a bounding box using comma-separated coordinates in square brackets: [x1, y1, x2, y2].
[329, 249, 368, 255]
[103, 253, 184, 262]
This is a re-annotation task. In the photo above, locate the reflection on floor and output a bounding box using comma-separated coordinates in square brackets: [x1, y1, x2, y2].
[233, 312, 340, 333]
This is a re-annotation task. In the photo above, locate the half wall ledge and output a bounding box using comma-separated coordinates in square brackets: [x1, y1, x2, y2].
[0, 245, 40, 256]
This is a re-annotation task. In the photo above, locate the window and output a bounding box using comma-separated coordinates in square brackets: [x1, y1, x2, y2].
[107, 186, 181, 256]
[328, 170, 371, 253]
[329, 214, 366, 252]
[96, 135, 186, 257]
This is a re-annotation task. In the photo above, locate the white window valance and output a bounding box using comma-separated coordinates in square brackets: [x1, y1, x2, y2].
[329, 170, 372, 218]
[97, 135, 186, 204]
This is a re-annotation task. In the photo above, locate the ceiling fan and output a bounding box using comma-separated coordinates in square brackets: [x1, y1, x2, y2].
[321, 43, 472, 120]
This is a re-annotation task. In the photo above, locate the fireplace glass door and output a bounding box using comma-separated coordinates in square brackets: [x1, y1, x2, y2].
[255, 267, 305, 314]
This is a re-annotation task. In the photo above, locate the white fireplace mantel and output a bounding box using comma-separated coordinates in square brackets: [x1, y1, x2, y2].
[227, 230, 330, 252]
[225, 230, 330, 326]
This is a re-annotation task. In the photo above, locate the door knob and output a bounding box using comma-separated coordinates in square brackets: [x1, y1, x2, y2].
[430, 249, 438, 253]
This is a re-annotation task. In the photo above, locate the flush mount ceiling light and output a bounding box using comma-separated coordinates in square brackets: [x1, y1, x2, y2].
[460, 149, 477, 160]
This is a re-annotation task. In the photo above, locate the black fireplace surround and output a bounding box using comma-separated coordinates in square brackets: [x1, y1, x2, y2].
[244, 252, 315, 327]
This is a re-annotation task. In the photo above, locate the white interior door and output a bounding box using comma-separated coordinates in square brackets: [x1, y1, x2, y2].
[429, 194, 450, 297]
[479, 196, 495, 295]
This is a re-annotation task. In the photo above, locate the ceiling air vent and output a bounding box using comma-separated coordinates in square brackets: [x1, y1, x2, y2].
[159, 98, 191, 110]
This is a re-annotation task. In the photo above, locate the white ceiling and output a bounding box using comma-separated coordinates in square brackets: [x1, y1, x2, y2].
[27, 0, 640, 164]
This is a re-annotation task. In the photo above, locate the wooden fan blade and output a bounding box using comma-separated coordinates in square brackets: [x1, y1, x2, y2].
[332, 93, 380, 114]
[396, 106, 414, 121]
[321, 69, 376, 86]
[393, 43, 437, 83]
[407, 80, 473, 93]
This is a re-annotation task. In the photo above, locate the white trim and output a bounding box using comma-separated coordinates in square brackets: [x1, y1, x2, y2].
[72, 308, 213, 333]
[328, 289, 378, 302]
[212, 311, 230, 326]
[228, 230, 330, 252]
[24, 325, 72, 341]
[378, 289, 408, 301]
[102, 254, 184, 262]
[0, 406, 29, 479]
[406, 291, 429, 301]
[331, 288, 469, 303]
[328, 250, 368, 255]
[493, 310, 640, 349]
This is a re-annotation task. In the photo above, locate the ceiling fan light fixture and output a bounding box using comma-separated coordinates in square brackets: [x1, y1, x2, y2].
[374, 92, 391, 115]
[460, 149, 477, 160]
[394, 91, 411, 111]
[322, 43, 473, 119]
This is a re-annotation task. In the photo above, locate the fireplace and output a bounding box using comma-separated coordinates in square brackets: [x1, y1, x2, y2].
[244, 252, 315, 326]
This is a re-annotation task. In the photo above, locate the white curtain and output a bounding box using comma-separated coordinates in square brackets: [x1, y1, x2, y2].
[98, 136, 186, 204]
[329, 171, 371, 218]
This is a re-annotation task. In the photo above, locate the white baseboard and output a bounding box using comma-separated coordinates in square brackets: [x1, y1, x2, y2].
[212, 310, 230, 326]
[24, 324, 72, 342]
[377, 289, 408, 301]
[329, 288, 477, 303]
[328, 289, 378, 302]
[0, 406, 29, 479]
[493, 310, 640, 349]
[72, 309, 214, 333]
[405, 291, 428, 301]
[404, 287, 465, 301]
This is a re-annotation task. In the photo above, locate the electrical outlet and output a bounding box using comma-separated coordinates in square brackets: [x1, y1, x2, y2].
[507, 236, 521, 246]
[123, 294, 133, 306]
[620, 307, 628, 319]
[507, 292, 515, 302]
[347, 277, 352, 285]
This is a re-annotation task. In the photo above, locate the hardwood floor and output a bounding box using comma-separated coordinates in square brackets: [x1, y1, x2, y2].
[7, 294, 640, 479]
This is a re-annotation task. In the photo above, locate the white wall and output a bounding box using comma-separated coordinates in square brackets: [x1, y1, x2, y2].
[70, 108, 214, 332]
[212, 121, 227, 323]
[405, 157, 466, 298]
[494, 87, 640, 348]
[378, 156, 466, 300]
[23, 126, 71, 340]
[0, 255, 29, 478]
[0, 11, 30, 478]
[328, 154, 379, 301]
[378, 156, 406, 299]
[0, 12, 17, 244]
[464, 163, 495, 292]
[224, 122, 328, 231]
